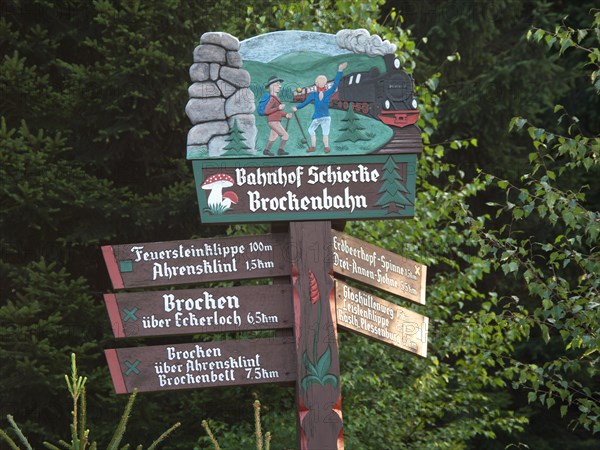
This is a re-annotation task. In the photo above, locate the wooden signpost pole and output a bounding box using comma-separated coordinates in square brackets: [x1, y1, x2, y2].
[98, 28, 427, 449]
[290, 221, 344, 450]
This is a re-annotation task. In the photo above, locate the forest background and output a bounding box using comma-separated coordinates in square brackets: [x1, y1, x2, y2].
[1, 0, 598, 449]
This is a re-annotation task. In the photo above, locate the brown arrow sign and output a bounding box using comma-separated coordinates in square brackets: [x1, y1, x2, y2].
[335, 281, 428, 357]
[105, 337, 296, 394]
[101, 233, 290, 289]
[331, 230, 427, 305]
[104, 284, 293, 338]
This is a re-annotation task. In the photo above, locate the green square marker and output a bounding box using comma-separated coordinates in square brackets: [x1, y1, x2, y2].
[119, 260, 133, 273]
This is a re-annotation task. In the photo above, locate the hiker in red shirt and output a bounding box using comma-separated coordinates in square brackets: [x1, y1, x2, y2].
[263, 76, 292, 156]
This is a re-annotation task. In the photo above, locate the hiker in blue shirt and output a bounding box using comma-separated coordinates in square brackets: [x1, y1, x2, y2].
[293, 62, 348, 153]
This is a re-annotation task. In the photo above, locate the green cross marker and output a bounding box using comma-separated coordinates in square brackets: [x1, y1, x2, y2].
[124, 360, 141, 376]
[122, 307, 139, 322]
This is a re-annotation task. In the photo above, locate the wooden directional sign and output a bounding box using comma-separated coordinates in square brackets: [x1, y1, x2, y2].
[331, 230, 427, 305]
[335, 281, 428, 357]
[105, 337, 296, 394]
[101, 233, 289, 289]
[193, 155, 416, 224]
[104, 284, 293, 338]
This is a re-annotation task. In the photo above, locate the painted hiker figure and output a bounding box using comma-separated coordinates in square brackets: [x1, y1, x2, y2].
[262, 76, 293, 156]
[293, 62, 348, 153]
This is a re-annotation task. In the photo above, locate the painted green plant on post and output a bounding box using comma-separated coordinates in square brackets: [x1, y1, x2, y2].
[301, 270, 338, 390]
[204, 203, 231, 216]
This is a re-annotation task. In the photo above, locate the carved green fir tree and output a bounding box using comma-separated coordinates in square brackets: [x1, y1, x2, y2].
[375, 157, 412, 214]
[334, 103, 369, 143]
[222, 119, 251, 155]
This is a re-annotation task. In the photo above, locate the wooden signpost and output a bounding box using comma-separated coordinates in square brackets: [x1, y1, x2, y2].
[104, 284, 293, 338]
[290, 222, 344, 448]
[101, 233, 289, 289]
[105, 337, 296, 394]
[335, 280, 428, 357]
[101, 29, 428, 450]
[331, 229, 427, 305]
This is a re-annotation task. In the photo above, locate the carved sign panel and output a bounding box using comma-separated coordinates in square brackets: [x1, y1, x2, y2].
[101, 233, 289, 289]
[194, 154, 416, 223]
[185, 30, 422, 160]
[104, 284, 293, 338]
[335, 281, 428, 357]
[105, 337, 296, 394]
[331, 230, 427, 305]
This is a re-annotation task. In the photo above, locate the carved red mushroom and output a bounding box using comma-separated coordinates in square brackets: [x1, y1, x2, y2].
[201, 173, 234, 207]
[222, 191, 239, 209]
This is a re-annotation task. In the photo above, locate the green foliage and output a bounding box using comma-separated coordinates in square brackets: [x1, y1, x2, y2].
[527, 10, 600, 92]
[1, 1, 205, 446]
[476, 11, 600, 434]
[1, 415, 33, 450]
[0, 354, 181, 449]
[198, 400, 273, 450]
[231, 0, 388, 39]
[0, 258, 105, 442]
[0, 118, 130, 260]
[400, 0, 598, 182]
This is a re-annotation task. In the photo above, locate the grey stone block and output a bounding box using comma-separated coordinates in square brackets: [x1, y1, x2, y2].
[185, 97, 226, 123]
[225, 88, 255, 116]
[200, 32, 240, 51]
[217, 80, 236, 98]
[210, 63, 220, 81]
[226, 51, 243, 68]
[208, 134, 229, 157]
[193, 44, 226, 64]
[189, 63, 210, 82]
[187, 121, 230, 145]
[220, 66, 251, 88]
[188, 82, 221, 98]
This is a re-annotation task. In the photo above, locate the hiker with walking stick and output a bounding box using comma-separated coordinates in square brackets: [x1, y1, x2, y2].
[261, 76, 292, 156]
[292, 62, 348, 154]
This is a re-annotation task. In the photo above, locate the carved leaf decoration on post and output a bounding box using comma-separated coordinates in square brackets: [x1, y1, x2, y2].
[309, 270, 320, 304]
[301, 270, 338, 391]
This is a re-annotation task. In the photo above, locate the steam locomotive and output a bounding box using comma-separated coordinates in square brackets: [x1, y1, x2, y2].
[293, 54, 419, 128]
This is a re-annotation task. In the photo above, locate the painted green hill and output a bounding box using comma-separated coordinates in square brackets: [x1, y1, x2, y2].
[245, 51, 386, 92]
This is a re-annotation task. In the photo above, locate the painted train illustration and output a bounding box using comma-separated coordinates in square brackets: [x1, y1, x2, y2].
[293, 54, 419, 128]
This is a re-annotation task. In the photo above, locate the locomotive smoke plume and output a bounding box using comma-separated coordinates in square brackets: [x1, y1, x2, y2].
[336, 29, 397, 56]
